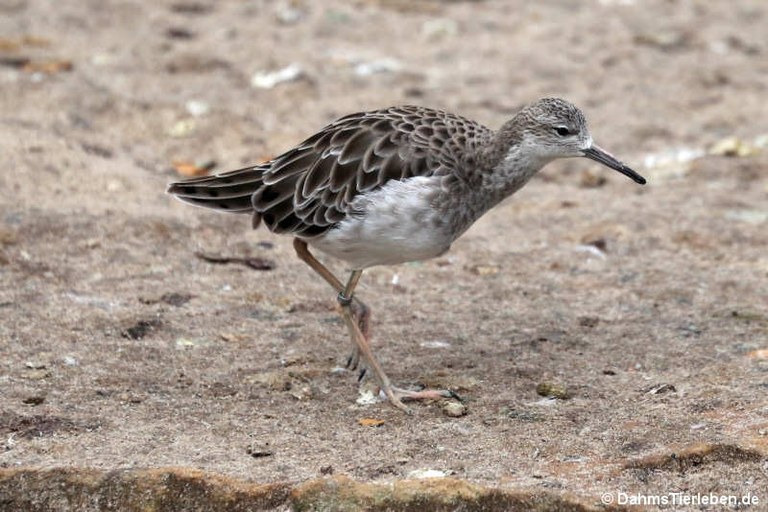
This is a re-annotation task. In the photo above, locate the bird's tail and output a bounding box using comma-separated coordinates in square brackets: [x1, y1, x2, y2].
[166, 165, 266, 214]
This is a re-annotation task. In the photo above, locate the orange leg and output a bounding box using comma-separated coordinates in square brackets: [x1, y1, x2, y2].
[293, 239, 368, 368]
[292, 238, 460, 412]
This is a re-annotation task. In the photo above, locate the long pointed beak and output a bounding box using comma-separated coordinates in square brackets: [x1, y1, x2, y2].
[583, 144, 646, 185]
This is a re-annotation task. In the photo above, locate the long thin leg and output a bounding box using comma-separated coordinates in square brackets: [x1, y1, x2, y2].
[294, 239, 369, 368]
[292, 238, 459, 411]
[293, 239, 344, 290]
[293, 240, 406, 406]
[338, 271, 460, 410]
[337, 270, 411, 411]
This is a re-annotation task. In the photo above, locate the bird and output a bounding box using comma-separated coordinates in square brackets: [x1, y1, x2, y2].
[167, 98, 646, 412]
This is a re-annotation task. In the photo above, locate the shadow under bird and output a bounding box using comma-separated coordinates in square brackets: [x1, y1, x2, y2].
[167, 97, 646, 412]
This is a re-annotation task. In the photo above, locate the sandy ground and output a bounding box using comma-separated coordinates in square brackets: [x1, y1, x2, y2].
[1, 0, 767, 509]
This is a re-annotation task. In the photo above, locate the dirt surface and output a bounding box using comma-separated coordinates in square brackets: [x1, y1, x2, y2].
[1, 0, 767, 509]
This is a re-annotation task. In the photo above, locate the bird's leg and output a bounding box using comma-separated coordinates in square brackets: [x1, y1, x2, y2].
[293, 239, 344, 289]
[293, 239, 459, 411]
[345, 299, 369, 371]
[292, 239, 369, 369]
[336, 271, 460, 410]
[292, 240, 404, 406]
[337, 270, 412, 412]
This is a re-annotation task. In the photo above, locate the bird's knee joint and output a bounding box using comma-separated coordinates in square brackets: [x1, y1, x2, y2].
[337, 291, 354, 307]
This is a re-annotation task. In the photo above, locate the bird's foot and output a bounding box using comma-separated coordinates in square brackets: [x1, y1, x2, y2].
[391, 385, 462, 402]
[345, 348, 370, 384]
[379, 385, 462, 414]
[345, 347, 360, 371]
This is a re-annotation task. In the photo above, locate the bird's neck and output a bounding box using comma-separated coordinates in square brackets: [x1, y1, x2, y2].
[482, 134, 550, 200]
[437, 135, 550, 241]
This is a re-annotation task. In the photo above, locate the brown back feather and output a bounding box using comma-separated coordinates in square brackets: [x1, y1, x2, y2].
[166, 106, 493, 237]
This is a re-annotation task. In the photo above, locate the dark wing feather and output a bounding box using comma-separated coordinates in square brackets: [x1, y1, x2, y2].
[166, 165, 267, 213]
[166, 106, 494, 237]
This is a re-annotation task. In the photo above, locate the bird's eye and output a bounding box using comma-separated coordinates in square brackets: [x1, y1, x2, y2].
[555, 126, 571, 136]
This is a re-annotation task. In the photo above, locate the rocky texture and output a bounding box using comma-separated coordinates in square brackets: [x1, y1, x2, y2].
[0, 468, 607, 511]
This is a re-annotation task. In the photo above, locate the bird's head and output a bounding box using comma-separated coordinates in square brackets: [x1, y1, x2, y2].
[513, 97, 646, 185]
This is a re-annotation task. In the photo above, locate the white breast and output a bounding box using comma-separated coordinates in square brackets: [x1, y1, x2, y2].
[307, 176, 452, 269]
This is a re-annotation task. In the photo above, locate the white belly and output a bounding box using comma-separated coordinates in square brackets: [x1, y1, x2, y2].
[307, 176, 452, 269]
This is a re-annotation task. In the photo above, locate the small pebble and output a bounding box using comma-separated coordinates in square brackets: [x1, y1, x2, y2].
[353, 58, 401, 77]
[442, 401, 467, 417]
[468, 264, 499, 276]
[407, 469, 448, 479]
[536, 382, 571, 400]
[185, 99, 210, 117]
[246, 441, 273, 458]
[646, 383, 676, 395]
[356, 382, 383, 405]
[275, 3, 304, 24]
[422, 18, 458, 40]
[22, 369, 51, 380]
[168, 118, 196, 137]
[289, 383, 314, 401]
[175, 337, 209, 348]
[709, 136, 760, 157]
[251, 63, 304, 89]
[419, 340, 451, 349]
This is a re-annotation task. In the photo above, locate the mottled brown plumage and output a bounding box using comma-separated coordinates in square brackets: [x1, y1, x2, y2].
[168, 105, 497, 237]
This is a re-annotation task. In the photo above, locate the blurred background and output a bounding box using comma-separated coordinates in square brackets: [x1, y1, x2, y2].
[3, 0, 767, 185]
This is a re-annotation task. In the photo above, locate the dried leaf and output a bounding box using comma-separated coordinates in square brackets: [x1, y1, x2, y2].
[358, 418, 385, 427]
[0, 35, 50, 52]
[747, 349, 768, 360]
[172, 159, 215, 177]
[22, 59, 73, 74]
[0, 38, 21, 51]
[0, 228, 18, 246]
[21, 35, 51, 47]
